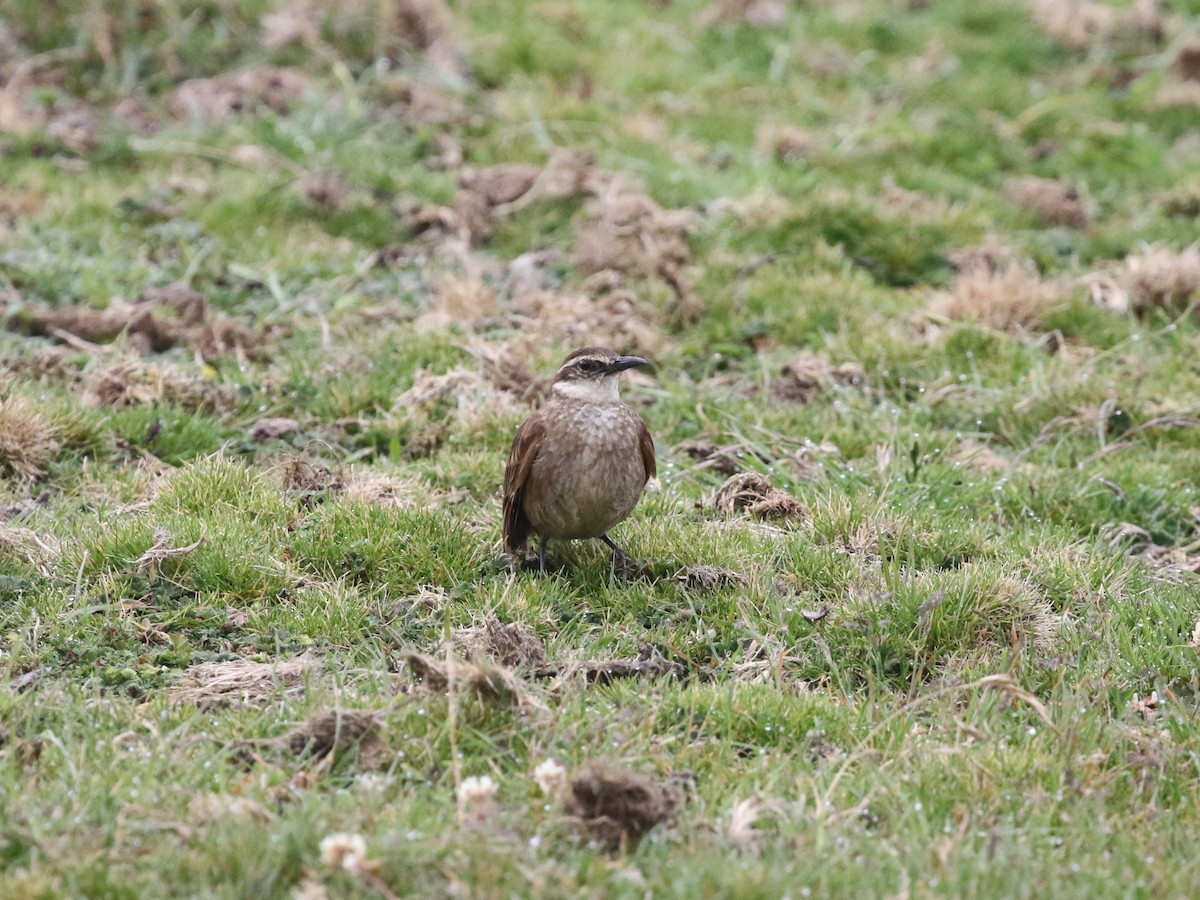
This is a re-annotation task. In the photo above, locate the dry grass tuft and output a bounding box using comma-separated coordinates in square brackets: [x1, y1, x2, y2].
[1006, 177, 1091, 228]
[930, 268, 1069, 333]
[675, 565, 747, 592]
[453, 618, 548, 670]
[771, 351, 863, 403]
[416, 275, 498, 332]
[341, 468, 433, 507]
[713, 473, 808, 521]
[0, 525, 60, 566]
[0, 395, 60, 481]
[170, 656, 314, 707]
[563, 763, 681, 847]
[1120, 245, 1200, 314]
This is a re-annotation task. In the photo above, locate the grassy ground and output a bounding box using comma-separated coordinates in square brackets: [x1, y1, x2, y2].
[3, 0, 1200, 896]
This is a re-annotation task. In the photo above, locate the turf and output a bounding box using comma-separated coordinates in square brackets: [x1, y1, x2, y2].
[2, 0, 1200, 896]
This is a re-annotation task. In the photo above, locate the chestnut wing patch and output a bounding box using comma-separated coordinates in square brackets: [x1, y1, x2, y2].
[638, 417, 656, 483]
[502, 415, 545, 553]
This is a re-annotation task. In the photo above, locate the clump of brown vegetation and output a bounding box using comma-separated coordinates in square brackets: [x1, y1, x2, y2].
[947, 240, 1026, 276]
[170, 68, 311, 123]
[0, 395, 60, 481]
[676, 565, 747, 591]
[250, 417, 302, 443]
[84, 361, 236, 412]
[1006, 177, 1091, 228]
[930, 267, 1069, 333]
[511, 289, 668, 358]
[170, 656, 314, 707]
[1120, 245, 1200, 314]
[285, 708, 382, 760]
[698, 0, 787, 29]
[454, 151, 603, 245]
[6, 284, 268, 359]
[713, 473, 807, 521]
[415, 274, 499, 332]
[573, 185, 701, 322]
[772, 351, 864, 403]
[1175, 41, 1200, 81]
[403, 651, 544, 712]
[563, 763, 683, 847]
[754, 123, 821, 163]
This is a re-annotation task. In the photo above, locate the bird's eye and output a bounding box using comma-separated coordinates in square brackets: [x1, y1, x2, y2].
[577, 359, 593, 371]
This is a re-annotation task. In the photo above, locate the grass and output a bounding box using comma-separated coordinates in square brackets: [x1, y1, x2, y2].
[3, 0, 1200, 895]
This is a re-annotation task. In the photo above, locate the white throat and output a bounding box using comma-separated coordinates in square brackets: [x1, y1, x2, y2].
[551, 376, 621, 403]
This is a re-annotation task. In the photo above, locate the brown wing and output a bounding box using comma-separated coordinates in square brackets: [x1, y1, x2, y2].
[502, 414, 545, 554]
[638, 416, 656, 483]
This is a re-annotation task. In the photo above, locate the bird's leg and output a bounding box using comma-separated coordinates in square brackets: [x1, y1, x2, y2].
[537, 537, 548, 574]
[600, 534, 630, 568]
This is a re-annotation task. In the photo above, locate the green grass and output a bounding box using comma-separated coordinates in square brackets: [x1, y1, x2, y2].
[3, 0, 1200, 896]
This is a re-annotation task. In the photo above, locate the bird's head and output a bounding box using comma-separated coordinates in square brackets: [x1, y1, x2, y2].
[550, 347, 650, 403]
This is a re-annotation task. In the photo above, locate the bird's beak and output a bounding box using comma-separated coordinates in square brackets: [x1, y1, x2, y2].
[605, 355, 650, 375]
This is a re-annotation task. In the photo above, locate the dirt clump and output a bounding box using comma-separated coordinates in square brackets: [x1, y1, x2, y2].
[539, 646, 688, 685]
[564, 763, 682, 847]
[170, 67, 310, 123]
[1176, 42, 1200, 81]
[7, 286, 268, 360]
[755, 123, 820, 163]
[772, 352, 863, 403]
[713, 473, 807, 521]
[677, 438, 751, 476]
[403, 651, 543, 711]
[453, 618, 547, 670]
[84, 361, 236, 412]
[250, 417, 302, 443]
[454, 151, 601, 245]
[1006, 177, 1092, 228]
[286, 708, 382, 760]
[279, 457, 340, 494]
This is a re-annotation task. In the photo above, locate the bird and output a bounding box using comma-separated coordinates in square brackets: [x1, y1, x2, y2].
[503, 346, 656, 572]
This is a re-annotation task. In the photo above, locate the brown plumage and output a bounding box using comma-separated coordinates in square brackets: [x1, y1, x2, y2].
[503, 347, 655, 571]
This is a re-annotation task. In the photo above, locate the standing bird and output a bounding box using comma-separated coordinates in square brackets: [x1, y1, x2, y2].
[503, 347, 656, 572]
